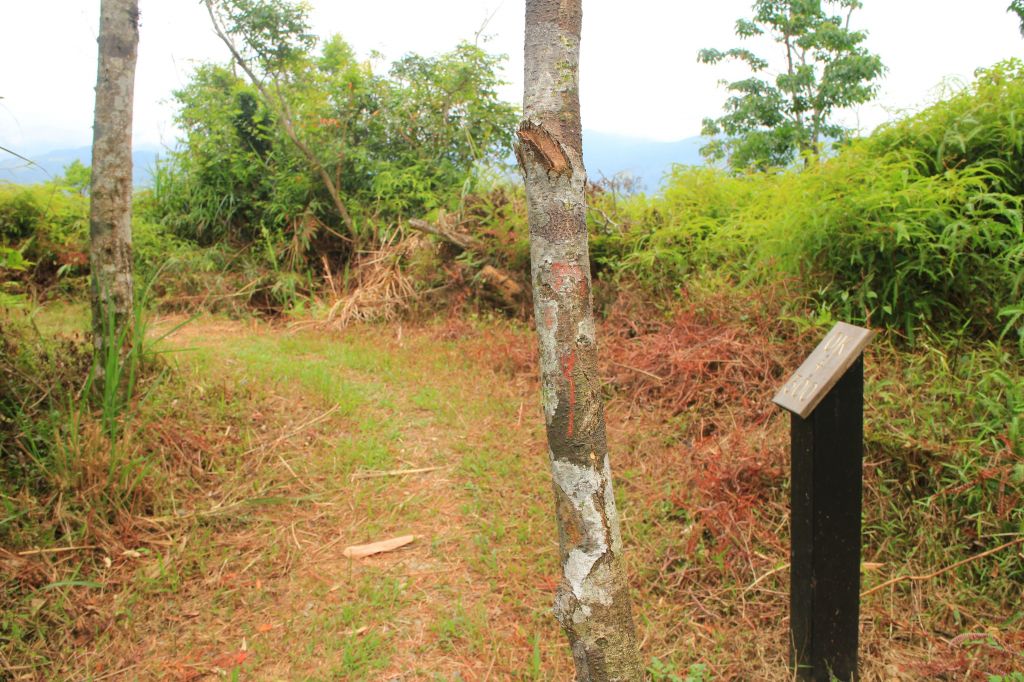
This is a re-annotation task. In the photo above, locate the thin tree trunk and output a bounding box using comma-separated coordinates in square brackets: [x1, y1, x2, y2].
[89, 0, 139, 367]
[516, 1, 643, 679]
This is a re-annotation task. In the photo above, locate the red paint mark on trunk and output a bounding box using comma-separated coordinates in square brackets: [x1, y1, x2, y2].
[551, 262, 583, 294]
[544, 305, 556, 329]
[561, 351, 577, 437]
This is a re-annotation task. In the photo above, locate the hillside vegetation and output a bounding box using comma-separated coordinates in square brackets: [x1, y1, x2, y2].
[0, 52, 1022, 679]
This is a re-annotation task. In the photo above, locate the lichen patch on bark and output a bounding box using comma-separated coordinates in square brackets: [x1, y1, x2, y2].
[550, 456, 618, 607]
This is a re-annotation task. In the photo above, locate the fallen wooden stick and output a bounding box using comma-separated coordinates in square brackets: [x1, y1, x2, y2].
[18, 545, 98, 556]
[343, 534, 416, 559]
[477, 265, 523, 305]
[350, 466, 443, 481]
[407, 218, 479, 250]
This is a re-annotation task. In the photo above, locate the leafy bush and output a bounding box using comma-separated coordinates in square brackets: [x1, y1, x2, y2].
[151, 29, 518, 267]
[0, 183, 90, 285]
[742, 141, 1022, 338]
[803, 60, 1024, 337]
[0, 178, 284, 312]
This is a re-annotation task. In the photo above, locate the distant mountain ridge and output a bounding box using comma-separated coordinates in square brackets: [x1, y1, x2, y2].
[0, 131, 706, 192]
[0, 146, 159, 187]
[583, 131, 705, 191]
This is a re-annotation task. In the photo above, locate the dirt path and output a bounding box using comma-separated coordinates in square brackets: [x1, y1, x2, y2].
[20, 311, 994, 680]
[12, 305, 1019, 675]
[84, 315, 570, 681]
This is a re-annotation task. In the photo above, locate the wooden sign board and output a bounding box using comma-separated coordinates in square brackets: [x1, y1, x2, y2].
[773, 322, 875, 419]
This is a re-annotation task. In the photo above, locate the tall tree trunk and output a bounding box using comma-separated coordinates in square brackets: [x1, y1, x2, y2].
[89, 0, 139, 368]
[516, 1, 643, 679]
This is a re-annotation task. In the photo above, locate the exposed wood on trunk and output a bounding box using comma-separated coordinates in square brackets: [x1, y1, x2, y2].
[89, 0, 139, 369]
[517, 1, 643, 679]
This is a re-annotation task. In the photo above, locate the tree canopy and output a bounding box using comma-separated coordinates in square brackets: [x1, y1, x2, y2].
[699, 0, 885, 171]
[1011, 0, 1024, 36]
[154, 0, 517, 263]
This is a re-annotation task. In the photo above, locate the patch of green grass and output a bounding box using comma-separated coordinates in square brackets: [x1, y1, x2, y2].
[457, 445, 518, 482]
[299, 573, 404, 678]
[231, 341, 367, 413]
[648, 657, 712, 682]
[28, 301, 90, 337]
[335, 434, 394, 473]
[197, 331, 411, 420]
[860, 336, 1024, 608]
[430, 598, 488, 653]
[411, 385, 442, 412]
[274, 335, 395, 375]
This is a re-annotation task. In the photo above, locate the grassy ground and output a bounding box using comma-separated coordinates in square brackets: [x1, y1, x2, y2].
[2, 302, 1022, 680]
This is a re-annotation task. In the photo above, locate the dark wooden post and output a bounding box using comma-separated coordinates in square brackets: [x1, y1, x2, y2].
[773, 323, 874, 682]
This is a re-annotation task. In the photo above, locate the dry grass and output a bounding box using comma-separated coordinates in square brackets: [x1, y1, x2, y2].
[450, 287, 1023, 680]
[6, 298, 1021, 680]
[323, 234, 421, 327]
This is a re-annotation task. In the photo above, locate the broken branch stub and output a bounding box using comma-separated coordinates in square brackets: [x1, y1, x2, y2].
[517, 120, 571, 176]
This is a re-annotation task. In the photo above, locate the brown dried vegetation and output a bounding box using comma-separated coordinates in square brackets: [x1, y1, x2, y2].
[3, 287, 1021, 679]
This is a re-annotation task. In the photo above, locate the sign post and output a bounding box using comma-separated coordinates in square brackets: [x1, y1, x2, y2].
[773, 322, 875, 682]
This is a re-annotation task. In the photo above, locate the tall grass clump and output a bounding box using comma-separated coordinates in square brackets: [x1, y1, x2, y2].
[736, 141, 1022, 339]
[0, 295, 195, 672]
[588, 168, 755, 294]
[1, 305, 159, 543]
[787, 60, 1024, 339]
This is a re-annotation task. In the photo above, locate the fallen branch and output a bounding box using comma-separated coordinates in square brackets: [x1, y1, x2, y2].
[407, 218, 479, 251]
[17, 545, 98, 556]
[861, 536, 1024, 598]
[477, 265, 523, 306]
[407, 219, 525, 307]
[343, 534, 416, 559]
[350, 466, 444, 481]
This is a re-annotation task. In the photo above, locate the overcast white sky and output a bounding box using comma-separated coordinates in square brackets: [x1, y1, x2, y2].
[1, 1, 1021, 154]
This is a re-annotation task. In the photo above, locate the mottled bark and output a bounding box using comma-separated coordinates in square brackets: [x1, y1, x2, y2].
[516, 1, 643, 679]
[89, 0, 139, 365]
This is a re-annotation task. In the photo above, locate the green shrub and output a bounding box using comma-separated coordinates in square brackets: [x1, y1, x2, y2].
[594, 60, 1024, 343]
[798, 60, 1024, 337]
[150, 34, 518, 265]
[0, 184, 89, 272]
